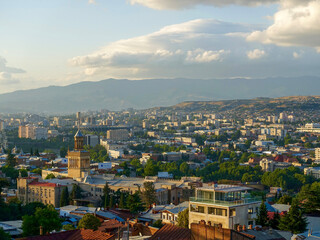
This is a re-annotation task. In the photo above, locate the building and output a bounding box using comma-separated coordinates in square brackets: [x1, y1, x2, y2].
[84, 134, 99, 147]
[304, 167, 320, 179]
[67, 130, 91, 179]
[17, 177, 65, 207]
[260, 158, 291, 172]
[315, 148, 320, 161]
[189, 185, 261, 229]
[19, 125, 48, 140]
[106, 129, 129, 141]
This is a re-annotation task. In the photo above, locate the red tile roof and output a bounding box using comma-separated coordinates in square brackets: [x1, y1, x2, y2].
[19, 229, 114, 240]
[28, 182, 62, 188]
[149, 224, 191, 240]
[99, 219, 123, 231]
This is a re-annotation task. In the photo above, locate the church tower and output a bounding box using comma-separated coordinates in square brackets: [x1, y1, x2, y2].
[68, 113, 90, 179]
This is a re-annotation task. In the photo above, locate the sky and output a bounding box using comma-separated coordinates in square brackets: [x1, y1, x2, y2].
[0, 0, 320, 93]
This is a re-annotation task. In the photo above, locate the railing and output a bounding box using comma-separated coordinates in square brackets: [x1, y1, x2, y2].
[189, 197, 262, 206]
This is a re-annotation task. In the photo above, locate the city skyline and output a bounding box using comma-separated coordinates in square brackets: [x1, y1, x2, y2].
[1, 0, 320, 94]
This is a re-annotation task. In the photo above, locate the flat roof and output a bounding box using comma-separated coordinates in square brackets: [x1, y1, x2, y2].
[197, 184, 252, 193]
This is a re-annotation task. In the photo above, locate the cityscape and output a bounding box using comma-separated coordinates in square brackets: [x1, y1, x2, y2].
[1, 0, 320, 240]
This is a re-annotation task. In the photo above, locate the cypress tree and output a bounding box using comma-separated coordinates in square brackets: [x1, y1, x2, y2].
[279, 199, 308, 234]
[60, 187, 69, 207]
[256, 201, 269, 227]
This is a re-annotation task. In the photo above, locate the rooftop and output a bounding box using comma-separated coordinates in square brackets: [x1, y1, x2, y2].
[197, 184, 252, 193]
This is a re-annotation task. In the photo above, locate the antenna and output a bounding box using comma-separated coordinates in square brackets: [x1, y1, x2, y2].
[76, 112, 81, 131]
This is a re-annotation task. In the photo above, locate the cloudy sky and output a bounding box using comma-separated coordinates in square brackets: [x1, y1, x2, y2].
[0, 0, 320, 93]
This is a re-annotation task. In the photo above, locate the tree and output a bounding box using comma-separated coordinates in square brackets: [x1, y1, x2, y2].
[60, 147, 68, 158]
[22, 205, 61, 236]
[31, 168, 42, 176]
[35, 149, 40, 157]
[109, 195, 114, 208]
[60, 187, 69, 207]
[0, 178, 9, 196]
[78, 214, 101, 230]
[119, 192, 125, 209]
[297, 182, 320, 213]
[152, 219, 164, 228]
[103, 182, 111, 209]
[269, 211, 280, 229]
[30, 148, 33, 156]
[0, 227, 10, 240]
[256, 201, 268, 227]
[141, 182, 157, 208]
[126, 192, 144, 213]
[279, 200, 308, 234]
[277, 195, 292, 205]
[6, 150, 16, 167]
[70, 184, 82, 204]
[19, 169, 28, 177]
[63, 224, 75, 231]
[179, 162, 189, 176]
[45, 173, 56, 179]
[22, 202, 45, 216]
[177, 209, 189, 228]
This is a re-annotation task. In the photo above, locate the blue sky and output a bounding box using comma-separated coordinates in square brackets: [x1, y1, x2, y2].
[0, 0, 320, 93]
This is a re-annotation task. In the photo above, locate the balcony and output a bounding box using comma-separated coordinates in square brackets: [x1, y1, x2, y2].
[189, 196, 262, 207]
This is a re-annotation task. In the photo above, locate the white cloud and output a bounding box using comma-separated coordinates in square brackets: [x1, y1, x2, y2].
[247, 49, 266, 59]
[293, 51, 303, 59]
[88, 0, 96, 4]
[0, 56, 25, 84]
[186, 49, 229, 63]
[70, 19, 320, 79]
[247, 0, 320, 50]
[129, 0, 278, 9]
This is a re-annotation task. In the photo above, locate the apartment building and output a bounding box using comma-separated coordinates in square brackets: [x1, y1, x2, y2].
[106, 129, 129, 141]
[18, 125, 48, 140]
[189, 185, 261, 229]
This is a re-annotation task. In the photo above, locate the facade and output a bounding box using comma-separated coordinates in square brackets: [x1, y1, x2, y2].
[18, 125, 48, 140]
[84, 134, 99, 147]
[189, 185, 261, 229]
[106, 129, 129, 141]
[67, 130, 91, 179]
[260, 158, 291, 172]
[17, 177, 65, 207]
[304, 167, 320, 179]
[315, 148, 320, 161]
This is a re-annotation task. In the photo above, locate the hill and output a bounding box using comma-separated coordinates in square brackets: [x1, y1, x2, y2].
[1, 77, 320, 113]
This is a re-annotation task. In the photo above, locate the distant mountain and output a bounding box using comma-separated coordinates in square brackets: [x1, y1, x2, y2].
[1, 77, 320, 113]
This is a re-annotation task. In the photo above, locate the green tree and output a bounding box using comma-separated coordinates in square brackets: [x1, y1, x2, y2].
[269, 211, 280, 229]
[279, 200, 308, 234]
[31, 168, 42, 176]
[103, 182, 111, 209]
[62, 224, 75, 230]
[177, 209, 189, 228]
[126, 192, 144, 213]
[297, 182, 320, 213]
[0, 178, 9, 196]
[35, 149, 40, 157]
[0, 227, 11, 240]
[30, 148, 33, 156]
[6, 150, 16, 167]
[78, 214, 101, 230]
[152, 219, 164, 228]
[19, 169, 28, 177]
[119, 192, 125, 209]
[60, 147, 68, 158]
[22, 202, 45, 216]
[22, 205, 62, 236]
[277, 195, 292, 205]
[179, 162, 189, 176]
[256, 201, 268, 227]
[45, 173, 56, 179]
[141, 182, 157, 208]
[70, 184, 82, 204]
[60, 187, 69, 207]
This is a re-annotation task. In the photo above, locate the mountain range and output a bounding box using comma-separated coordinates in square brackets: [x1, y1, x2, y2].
[1, 76, 320, 113]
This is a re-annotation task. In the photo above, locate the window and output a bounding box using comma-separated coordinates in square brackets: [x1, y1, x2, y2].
[230, 209, 236, 216]
[208, 207, 227, 216]
[248, 208, 253, 214]
[190, 204, 205, 213]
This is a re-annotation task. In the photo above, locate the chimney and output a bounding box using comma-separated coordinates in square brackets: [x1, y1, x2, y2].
[243, 225, 246, 232]
[40, 226, 43, 235]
